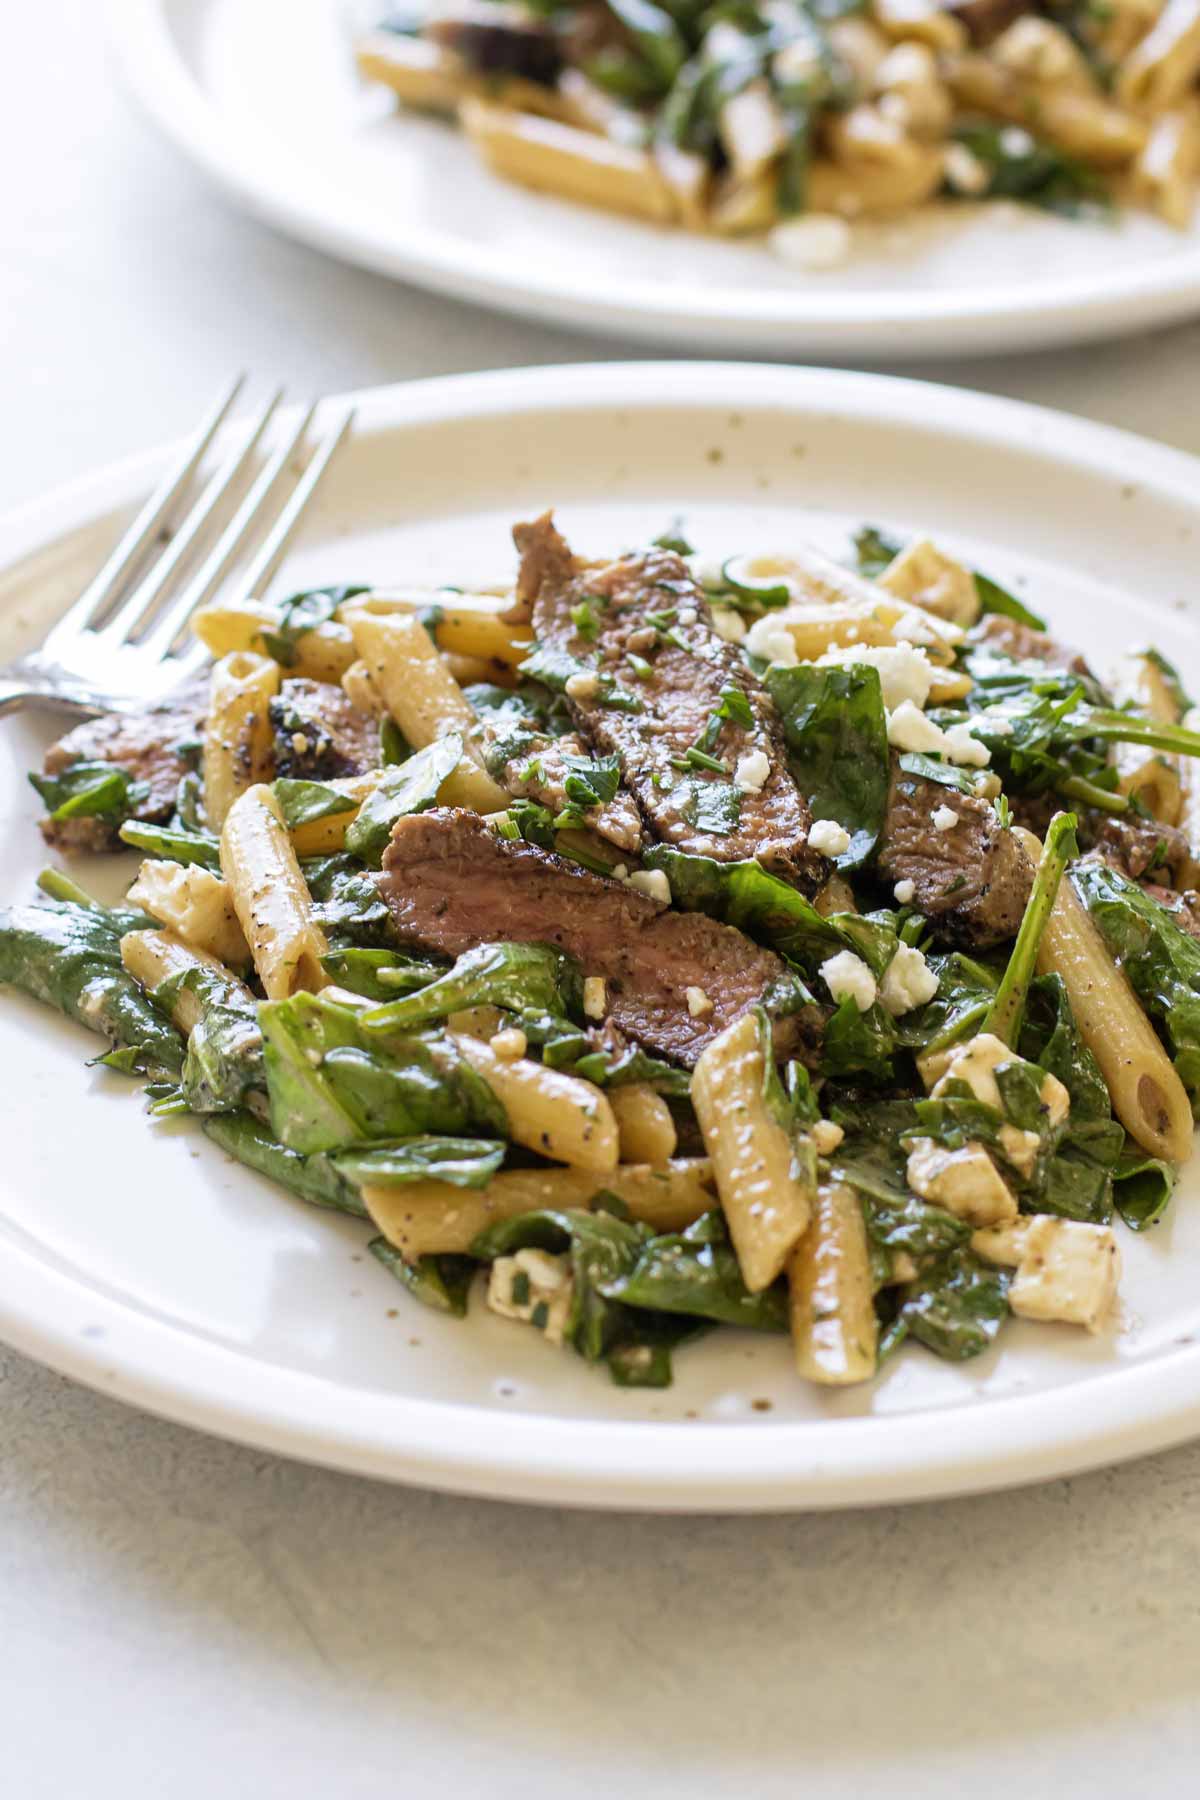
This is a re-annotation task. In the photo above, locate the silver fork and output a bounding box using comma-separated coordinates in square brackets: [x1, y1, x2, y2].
[0, 377, 355, 720]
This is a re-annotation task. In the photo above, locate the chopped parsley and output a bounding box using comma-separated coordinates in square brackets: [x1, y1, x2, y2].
[626, 652, 654, 681]
[671, 747, 730, 775]
[511, 1270, 531, 1306]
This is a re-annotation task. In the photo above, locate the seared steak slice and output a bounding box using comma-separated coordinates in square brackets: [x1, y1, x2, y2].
[1082, 813, 1191, 885]
[511, 510, 578, 618]
[878, 763, 1034, 947]
[39, 678, 207, 853]
[270, 679, 380, 781]
[516, 514, 825, 889]
[475, 716, 643, 854]
[1143, 884, 1200, 939]
[425, 2, 563, 85]
[971, 613, 1097, 683]
[378, 808, 818, 1067]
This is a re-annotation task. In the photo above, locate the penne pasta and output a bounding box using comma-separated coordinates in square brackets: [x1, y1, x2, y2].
[119, 929, 239, 1034]
[1016, 827, 1194, 1162]
[608, 1083, 679, 1165]
[192, 597, 357, 682]
[1107, 650, 1184, 822]
[460, 99, 678, 224]
[453, 1033, 619, 1171]
[362, 588, 534, 668]
[1130, 104, 1200, 226]
[287, 772, 383, 856]
[1117, 0, 1200, 110]
[340, 598, 509, 812]
[363, 1159, 717, 1260]
[788, 1180, 878, 1385]
[202, 650, 280, 830]
[691, 1012, 815, 1293]
[220, 784, 329, 1001]
[125, 860, 251, 968]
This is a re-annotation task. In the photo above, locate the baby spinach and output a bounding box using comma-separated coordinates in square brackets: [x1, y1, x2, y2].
[604, 1209, 788, 1332]
[360, 940, 581, 1035]
[368, 1238, 476, 1317]
[119, 820, 222, 869]
[334, 1136, 506, 1189]
[765, 662, 889, 867]
[30, 760, 148, 823]
[201, 1110, 368, 1217]
[260, 583, 368, 666]
[343, 734, 463, 865]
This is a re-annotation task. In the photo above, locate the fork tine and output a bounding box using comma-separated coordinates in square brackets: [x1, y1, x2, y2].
[96, 388, 284, 648]
[237, 407, 356, 600]
[43, 375, 245, 648]
[143, 402, 319, 659]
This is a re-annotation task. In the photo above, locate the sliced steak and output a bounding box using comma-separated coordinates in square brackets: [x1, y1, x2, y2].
[378, 808, 819, 1067]
[39, 678, 207, 854]
[970, 613, 1097, 684]
[1081, 814, 1191, 885]
[516, 514, 825, 889]
[474, 716, 643, 854]
[878, 762, 1034, 947]
[425, 2, 562, 85]
[1144, 884, 1200, 939]
[269, 678, 380, 781]
[946, 0, 1031, 41]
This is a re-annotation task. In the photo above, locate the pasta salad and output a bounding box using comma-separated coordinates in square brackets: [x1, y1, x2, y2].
[5, 513, 1200, 1390]
[356, 0, 1200, 258]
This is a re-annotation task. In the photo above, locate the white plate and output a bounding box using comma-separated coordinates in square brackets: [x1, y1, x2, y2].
[107, 0, 1200, 360]
[4, 362, 1200, 1511]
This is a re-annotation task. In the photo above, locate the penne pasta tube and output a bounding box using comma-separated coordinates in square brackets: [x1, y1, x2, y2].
[608, 1083, 679, 1165]
[806, 145, 945, 216]
[191, 598, 357, 682]
[460, 98, 678, 224]
[220, 785, 329, 1002]
[441, 651, 518, 689]
[1107, 650, 1184, 822]
[340, 599, 509, 812]
[691, 1011, 815, 1293]
[363, 1158, 716, 1259]
[125, 860, 250, 968]
[1129, 105, 1200, 227]
[287, 772, 384, 856]
[1175, 704, 1200, 886]
[202, 651, 280, 830]
[788, 1180, 878, 1385]
[453, 1033, 619, 1171]
[943, 54, 1146, 164]
[364, 588, 534, 668]
[119, 929, 238, 1034]
[654, 142, 711, 231]
[708, 168, 779, 235]
[356, 30, 468, 113]
[1117, 0, 1200, 111]
[1015, 828, 1194, 1162]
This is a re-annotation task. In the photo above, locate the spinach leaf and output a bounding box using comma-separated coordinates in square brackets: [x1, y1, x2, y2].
[471, 1207, 648, 1364]
[852, 527, 1045, 629]
[0, 898, 183, 1077]
[321, 946, 445, 1001]
[889, 1249, 1011, 1361]
[118, 820, 222, 869]
[974, 572, 1047, 633]
[260, 584, 368, 667]
[343, 734, 463, 865]
[1113, 1150, 1176, 1231]
[896, 753, 983, 797]
[368, 1238, 476, 1317]
[360, 940, 581, 1035]
[892, 951, 999, 1053]
[852, 525, 902, 579]
[602, 1209, 788, 1331]
[200, 1110, 368, 1217]
[301, 854, 397, 949]
[333, 1136, 506, 1188]
[152, 960, 263, 1113]
[984, 810, 1077, 1047]
[765, 662, 889, 867]
[1070, 860, 1200, 1098]
[272, 778, 359, 833]
[551, 1033, 693, 1099]
[30, 760, 148, 822]
[950, 122, 1111, 217]
[261, 991, 506, 1153]
[518, 644, 643, 714]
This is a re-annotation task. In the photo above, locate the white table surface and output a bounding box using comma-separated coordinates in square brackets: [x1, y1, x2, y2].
[6, 7, 1200, 1796]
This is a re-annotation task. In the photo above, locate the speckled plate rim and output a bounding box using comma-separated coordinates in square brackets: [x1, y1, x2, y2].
[106, 0, 1200, 360]
[5, 362, 1200, 1512]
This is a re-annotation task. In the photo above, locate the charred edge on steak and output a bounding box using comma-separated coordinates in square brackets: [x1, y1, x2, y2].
[878, 760, 1034, 948]
[514, 512, 826, 890]
[38, 678, 208, 853]
[270, 679, 382, 781]
[377, 807, 821, 1068]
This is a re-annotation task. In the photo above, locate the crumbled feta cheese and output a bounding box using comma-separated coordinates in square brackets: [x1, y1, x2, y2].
[810, 1119, 844, 1155]
[489, 1027, 528, 1061]
[291, 732, 310, 756]
[998, 1122, 1042, 1177]
[710, 605, 747, 644]
[819, 949, 877, 1012]
[1008, 1217, 1122, 1333]
[971, 1221, 1029, 1266]
[734, 748, 771, 794]
[686, 985, 713, 1018]
[886, 699, 946, 754]
[819, 640, 934, 711]
[930, 1032, 1012, 1111]
[611, 863, 629, 882]
[686, 553, 727, 589]
[628, 869, 671, 906]
[943, 141, 988, 195]
[1000, 125, 1036, 158]
[942, 722, 991, 767]
[879, 942, 939, 1016]
[744, 617, 798, 666]
[982, 714, 1013, 736]
[583, 976, 607, 1020]
[487, 1249, 574, 1346]
[893, 878, 916, 905]
[906, 1137, 1019, 1228]
[931, 804, 959, 833]
[565, 671, 600, 701]
[808, 817, 851, 857]
[770, 213, 853, 270]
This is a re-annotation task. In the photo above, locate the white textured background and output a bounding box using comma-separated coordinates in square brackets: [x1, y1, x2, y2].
[4, 7, 1200, 1796]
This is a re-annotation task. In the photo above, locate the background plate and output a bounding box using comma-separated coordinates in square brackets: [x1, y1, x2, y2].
[3, 362, 1200, 1509]
[107, 0, 1200, 360]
